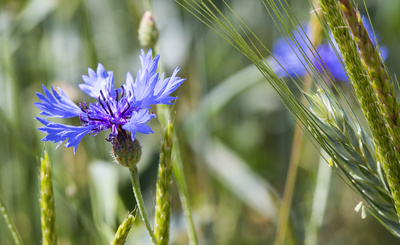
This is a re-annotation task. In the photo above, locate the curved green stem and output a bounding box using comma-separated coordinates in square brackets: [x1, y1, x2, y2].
[0, 197, 23, 245]
[129, 167, 158, 245]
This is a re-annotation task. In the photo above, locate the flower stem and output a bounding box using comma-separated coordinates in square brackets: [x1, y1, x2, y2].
[0, 197, 23, 245]
[129, 166, 158, 245]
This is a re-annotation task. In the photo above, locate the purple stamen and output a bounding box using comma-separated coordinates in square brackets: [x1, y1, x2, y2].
[106, 101, 114, 117]
[79, 102, 89, 112]
[121, 86, 125, 98]
[87, 114, 105, 122]
[100, 90, 107, 101]
[79, 103, 86, 112]
[79, 114, 88, 123]
[121, 100, 131, 115]
[116, 89, 120, 102]
[98, 96, 108, 113]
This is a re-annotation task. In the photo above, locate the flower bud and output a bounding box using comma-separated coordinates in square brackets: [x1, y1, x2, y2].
[138, 11, 159, 49]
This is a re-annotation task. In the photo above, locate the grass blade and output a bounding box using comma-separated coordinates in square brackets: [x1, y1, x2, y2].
[0, 197, 23, 245]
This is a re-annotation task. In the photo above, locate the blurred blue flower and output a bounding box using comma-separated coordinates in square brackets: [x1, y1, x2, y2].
[272, 18, 387, 82]
[35, 49, 185, 153]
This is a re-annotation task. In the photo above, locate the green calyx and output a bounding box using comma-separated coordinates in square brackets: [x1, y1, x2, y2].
[112, 130, 142, 169]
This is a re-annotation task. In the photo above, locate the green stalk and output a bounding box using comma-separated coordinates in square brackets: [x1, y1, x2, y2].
[154, 123, 174, 245]
[129, 167, 158, 245]
[110, 214, 135, 245]
[320, 0, 400, 220]
[40, 151, 57, 245]
[0, 197, 23, 245]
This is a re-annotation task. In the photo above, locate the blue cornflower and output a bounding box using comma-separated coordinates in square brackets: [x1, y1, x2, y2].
[35, 49, 185, 154]
[272, 18, 387, 82]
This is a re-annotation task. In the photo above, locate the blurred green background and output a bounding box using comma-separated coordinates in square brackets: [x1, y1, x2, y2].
[1, 0, 400, 244]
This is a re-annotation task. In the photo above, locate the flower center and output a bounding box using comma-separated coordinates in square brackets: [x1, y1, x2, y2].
[78, 87, 136, 141]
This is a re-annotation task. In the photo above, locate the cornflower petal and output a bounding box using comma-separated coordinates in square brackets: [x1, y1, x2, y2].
[139, 49, 160, 76]
[79, 63, 115, 98]
[361, 17, 388, 60]
[362, 17, 378, 46]
[272, 19, 387, 83]
[126, 50, 185, 108]
[153, 68, 186, 105]
[122, 109, 156, 140]
[272, 27, 310, 78]
[36, 117, 96, 154]
[131, 50, 159, 92]
[315, 44, 348, 81]
[126, 49, 164, 108]
[134, 70, 159, 107]
[35, 85, 81, 118]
